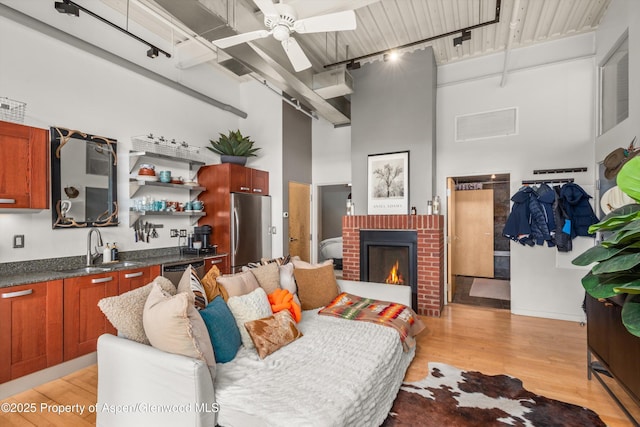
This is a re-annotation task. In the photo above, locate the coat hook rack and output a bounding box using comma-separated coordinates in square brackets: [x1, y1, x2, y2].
[522, 178, 575, 185]
[533, 167, 587, 175]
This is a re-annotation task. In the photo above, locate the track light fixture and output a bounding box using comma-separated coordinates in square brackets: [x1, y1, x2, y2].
[147, 47, 159, 59]
[52, 0, 171, 59]
[54, 1, 80, 16]
[346, 60, 361, 70]
[453, 29, 471, 47]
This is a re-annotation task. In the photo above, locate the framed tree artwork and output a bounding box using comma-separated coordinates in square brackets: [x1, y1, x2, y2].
[367, 151, 409, 214]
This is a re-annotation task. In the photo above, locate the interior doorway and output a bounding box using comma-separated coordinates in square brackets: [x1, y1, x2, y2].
[447, 173, 511, 309]
[288, 181, 311, 262]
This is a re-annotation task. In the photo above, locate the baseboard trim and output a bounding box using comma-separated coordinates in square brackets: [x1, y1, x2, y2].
[0, 353, 96, 400]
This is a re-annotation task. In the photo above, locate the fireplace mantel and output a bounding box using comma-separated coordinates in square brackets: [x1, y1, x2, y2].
[342, 215, 444, 316]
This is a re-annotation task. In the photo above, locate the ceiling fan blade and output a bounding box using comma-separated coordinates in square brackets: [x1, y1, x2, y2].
[253, 0, 279, 18]
[212, 30, 271, 49]
[294, 10, 357, 34]
[281, 38, 312, 72]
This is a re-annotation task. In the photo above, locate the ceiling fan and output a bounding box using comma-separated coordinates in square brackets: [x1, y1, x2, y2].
[211, 0, 357, 72]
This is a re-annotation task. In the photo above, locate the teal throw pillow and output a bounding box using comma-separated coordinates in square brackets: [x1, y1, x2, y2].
[199, 296, 242, 363]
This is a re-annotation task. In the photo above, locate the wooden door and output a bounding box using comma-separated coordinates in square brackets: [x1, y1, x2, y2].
[118, 265, 160, 294]
[0, 280, 63, 383]
[251, 169, 269, 195]
[288, 181, 311, 262]
[452, 189, 494, 278]
[446, 178, 456, 303]
[64, 273, 118, 360]
[0, 120, 49, 209]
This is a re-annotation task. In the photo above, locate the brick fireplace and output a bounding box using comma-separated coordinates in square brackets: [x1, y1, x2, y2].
[342, 215, 444, 316]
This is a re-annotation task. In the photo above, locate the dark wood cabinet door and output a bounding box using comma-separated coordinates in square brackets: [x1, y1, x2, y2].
[228, 163, 252, 193]
[251, 168, 269, 195]
[63, 273, 118, 360]
[0, 120, 49, 209]
[117, 265, 160, 294]
[0, 280, 63, 383]
[205, 255, 229, 275]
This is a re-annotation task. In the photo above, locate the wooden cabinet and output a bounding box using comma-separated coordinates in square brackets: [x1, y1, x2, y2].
[205, 254, 229, 275]
[0, 120, 49, 209]
[586, 295, 640, 418]
[0, 280, 63, 383]
[63, 272, 118, 361]
[198, 164, 269, 259]
[205, 163, 269, 195]
[117, 265, 161, 294]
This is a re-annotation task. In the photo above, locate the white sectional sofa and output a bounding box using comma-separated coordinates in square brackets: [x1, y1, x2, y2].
[96, 280, 413, 427]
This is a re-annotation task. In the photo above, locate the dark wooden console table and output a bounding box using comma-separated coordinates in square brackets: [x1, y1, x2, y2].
[586, 294, 640, 426]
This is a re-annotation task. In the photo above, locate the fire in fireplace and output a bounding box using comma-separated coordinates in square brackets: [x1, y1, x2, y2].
[385, 260, 404, 285]
[360, 229, 418, 310]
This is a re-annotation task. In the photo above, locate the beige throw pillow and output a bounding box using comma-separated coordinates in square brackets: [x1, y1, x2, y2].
[217, 270, 260, 298]
[98, 276, 176, 344]
[143, 283, 215, 377]
[245, 310, 303, 359]
[249, 262, 281, 294]
[279, 263, 300, 306]
[293, 264, 340, 310]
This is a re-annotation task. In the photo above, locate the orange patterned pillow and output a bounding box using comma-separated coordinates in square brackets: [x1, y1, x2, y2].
[244, 310, 303, 359]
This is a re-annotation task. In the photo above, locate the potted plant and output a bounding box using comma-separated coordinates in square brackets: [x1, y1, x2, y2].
[572, 156, 640, 337]
[207, 130, 260, 166]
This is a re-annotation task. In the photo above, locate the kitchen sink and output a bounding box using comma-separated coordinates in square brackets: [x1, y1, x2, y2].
[108, 261, 144, 268]
[61, 266, 111, 274]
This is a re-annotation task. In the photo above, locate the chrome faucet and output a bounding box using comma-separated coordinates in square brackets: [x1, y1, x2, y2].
[87, 228, 104, 266]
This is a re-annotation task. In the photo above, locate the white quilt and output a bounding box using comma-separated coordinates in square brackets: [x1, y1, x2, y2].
[215, 309, 415, 427]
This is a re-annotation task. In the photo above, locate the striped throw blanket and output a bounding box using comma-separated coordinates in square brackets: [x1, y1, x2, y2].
[318, 292, 425, 351]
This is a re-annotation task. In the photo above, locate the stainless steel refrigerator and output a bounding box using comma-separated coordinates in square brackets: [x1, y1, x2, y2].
[230, 192, 272, 272]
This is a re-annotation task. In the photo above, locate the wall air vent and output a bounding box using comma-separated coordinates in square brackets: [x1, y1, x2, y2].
[455, 107, 518, 142]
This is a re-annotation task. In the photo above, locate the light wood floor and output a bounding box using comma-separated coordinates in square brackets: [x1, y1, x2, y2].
[0, 303, 633, 426]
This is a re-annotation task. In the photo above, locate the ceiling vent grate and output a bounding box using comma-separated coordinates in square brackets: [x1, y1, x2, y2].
[455, 107, 518, 142]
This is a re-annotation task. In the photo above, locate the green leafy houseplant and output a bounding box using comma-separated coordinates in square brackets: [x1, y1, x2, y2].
[572, 156, 640, 337]
[207, 130, 260, 163]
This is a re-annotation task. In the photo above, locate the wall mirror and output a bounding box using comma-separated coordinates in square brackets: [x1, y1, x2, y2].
[50, 127, 118, 228]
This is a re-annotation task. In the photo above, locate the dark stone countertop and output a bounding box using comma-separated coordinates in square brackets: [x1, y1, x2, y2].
[0, 248, 227, 288]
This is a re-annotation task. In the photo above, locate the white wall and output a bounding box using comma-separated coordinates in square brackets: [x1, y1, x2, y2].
[0, 4, 283, 262]
[311, 117, 351, 262]
[239, 80, 284, 258]
[594, 0, 640, 161]
[437, 40, 597, 322]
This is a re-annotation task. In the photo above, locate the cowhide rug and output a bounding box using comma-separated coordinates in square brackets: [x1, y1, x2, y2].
[382, 362, 605, 427]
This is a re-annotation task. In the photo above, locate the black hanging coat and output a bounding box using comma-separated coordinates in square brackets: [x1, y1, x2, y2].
[559, 183, 599, 238]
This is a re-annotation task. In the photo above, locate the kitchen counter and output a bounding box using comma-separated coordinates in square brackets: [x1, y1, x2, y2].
[0, 249, 226, 288]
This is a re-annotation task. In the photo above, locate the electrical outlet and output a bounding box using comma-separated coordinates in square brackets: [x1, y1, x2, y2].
[179, 229, 187, 237]
[13, 235, 24, 248]
[170, 229, 179, 237]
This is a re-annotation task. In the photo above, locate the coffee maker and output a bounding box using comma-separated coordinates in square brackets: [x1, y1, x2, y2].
[184, 225, 217, 254]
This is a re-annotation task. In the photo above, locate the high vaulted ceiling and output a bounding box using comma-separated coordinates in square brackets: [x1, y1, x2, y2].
[99, 0, 611, 125]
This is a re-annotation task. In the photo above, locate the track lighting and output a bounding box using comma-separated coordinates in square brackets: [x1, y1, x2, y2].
[453, 29, 471, 47]
[346, 61, 361, 70]
[54, 1, 80, 16]
[52, 1, 171, 59]
[147, 47, 159, 59]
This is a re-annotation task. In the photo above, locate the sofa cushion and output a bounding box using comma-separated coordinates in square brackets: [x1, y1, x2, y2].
[200, 265, 228, 302]
[98, 276, 176, 344]
[226, 287, 272, 349]
[293, 264, 340, 310]
[245, 310, 303, 359]
[176, 264, 208, 310]
[248, 262, 281, 294]
[143, 283, 215, 376]
[278, 263, 301, 307]
[199, 296, 242, 363]
[291, 257, 333, 269]
[217, 270, 260, 298]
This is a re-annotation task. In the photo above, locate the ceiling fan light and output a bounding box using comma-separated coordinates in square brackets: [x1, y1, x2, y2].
[272, 25, 290, 42]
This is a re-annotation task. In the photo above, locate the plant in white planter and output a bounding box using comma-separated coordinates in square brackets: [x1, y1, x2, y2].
[207, 130, 260, 166]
